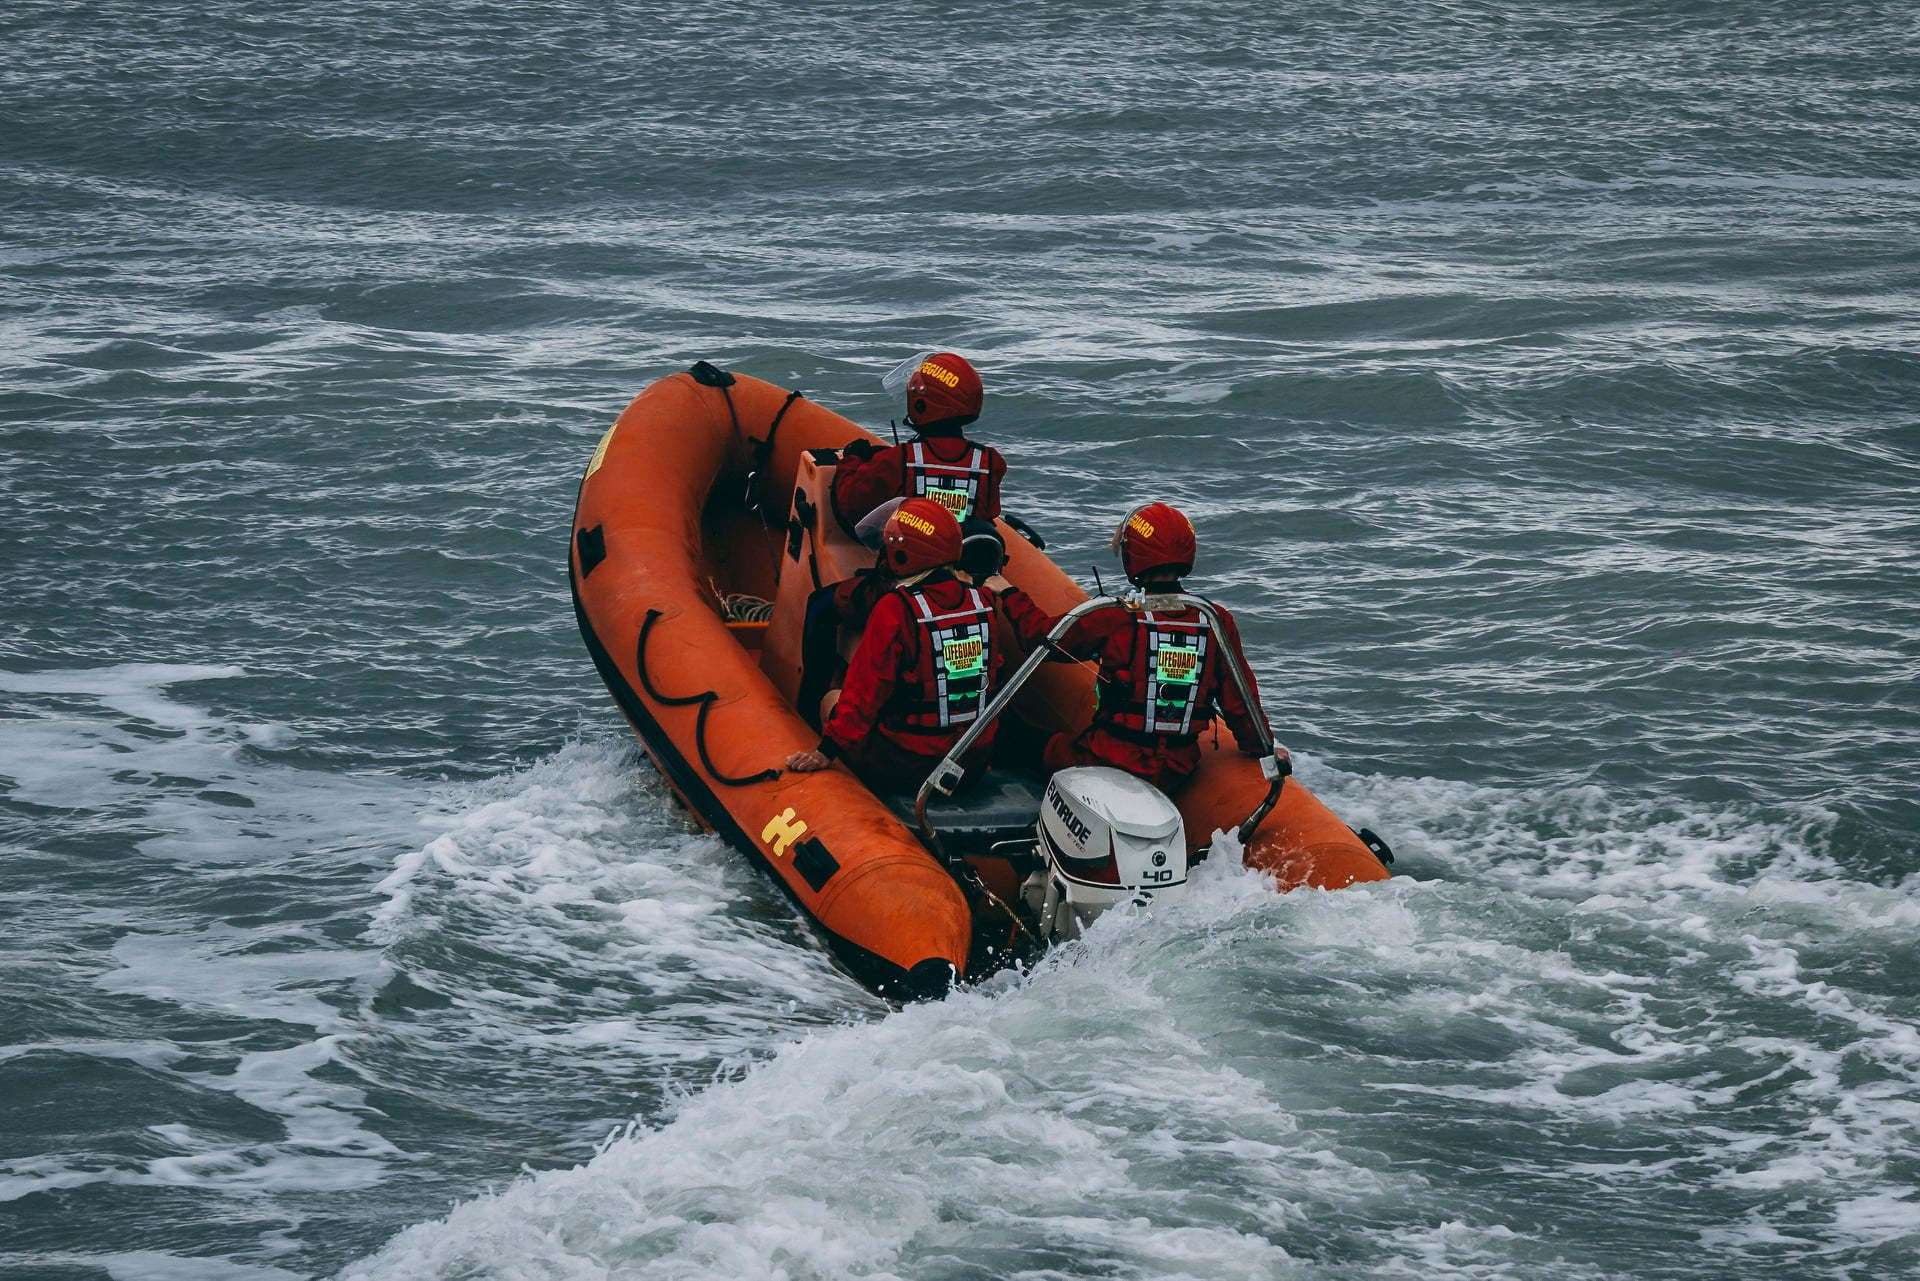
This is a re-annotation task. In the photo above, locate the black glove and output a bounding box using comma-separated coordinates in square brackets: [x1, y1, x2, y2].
[841, 438, 878, 463]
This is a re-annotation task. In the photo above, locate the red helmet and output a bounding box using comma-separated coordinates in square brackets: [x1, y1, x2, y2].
[905, 352, 983, 428]
[1111, 501, 1196, 582]
[884, 497, 963, 576]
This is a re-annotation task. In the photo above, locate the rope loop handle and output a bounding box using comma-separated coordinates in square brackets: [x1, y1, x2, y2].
[635, 609, 779, 788]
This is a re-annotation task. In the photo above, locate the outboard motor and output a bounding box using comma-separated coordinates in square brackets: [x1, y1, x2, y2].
[1023, 766, 1189, 943]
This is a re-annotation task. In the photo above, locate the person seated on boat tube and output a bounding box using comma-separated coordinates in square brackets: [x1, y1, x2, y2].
[794, 505, 1046, 728]
[830, 351, 1008, 531]
[785, 497, 1048, 789]
[1038, 502, 1276, 794]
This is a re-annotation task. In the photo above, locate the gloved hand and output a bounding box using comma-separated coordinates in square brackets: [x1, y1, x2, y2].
[841, 438, 878, 463]
[785, 749, 830, 773]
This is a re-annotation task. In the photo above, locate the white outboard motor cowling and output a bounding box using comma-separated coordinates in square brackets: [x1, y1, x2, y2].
[1024, 766, 1189, 942]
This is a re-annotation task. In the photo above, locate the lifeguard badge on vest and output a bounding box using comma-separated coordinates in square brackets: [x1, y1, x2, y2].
[942, 634, 985, 680]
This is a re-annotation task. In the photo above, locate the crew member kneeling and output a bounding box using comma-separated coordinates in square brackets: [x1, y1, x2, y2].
[1044, 502, 1276, 793]
[832, 351, 1008, 529]
[785, 498, 1043, 789]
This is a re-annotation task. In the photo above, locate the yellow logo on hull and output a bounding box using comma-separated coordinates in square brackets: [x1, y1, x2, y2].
[762, 808, 808, 857]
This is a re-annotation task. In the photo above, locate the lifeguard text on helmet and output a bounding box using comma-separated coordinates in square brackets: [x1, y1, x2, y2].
[895, 509, 938, 536]
[917, 360, 961, 389]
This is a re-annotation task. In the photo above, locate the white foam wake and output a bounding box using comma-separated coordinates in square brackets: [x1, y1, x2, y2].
[360, 740, 879, 1095]
[348, 759, 1920, 1278]
[346, 857, 1395, 1281]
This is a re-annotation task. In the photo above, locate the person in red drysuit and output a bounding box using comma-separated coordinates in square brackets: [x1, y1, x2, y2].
[1040, 502, 1279, 793]
[786, 498, 1050, 790]
[830, 351, 1009, 531]
[793, 506, 1049, 732]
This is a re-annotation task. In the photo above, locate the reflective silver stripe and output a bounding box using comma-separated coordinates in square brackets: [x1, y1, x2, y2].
[905, 442, 989, 477]
[907, 591, 992, 626]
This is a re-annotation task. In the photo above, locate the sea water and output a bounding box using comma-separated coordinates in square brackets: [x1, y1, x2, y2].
[3, 2, 1916, 1278]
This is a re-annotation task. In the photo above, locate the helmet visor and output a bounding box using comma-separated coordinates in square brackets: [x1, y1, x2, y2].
[881, 351, 938, 399]
[855, 496, 908, 550]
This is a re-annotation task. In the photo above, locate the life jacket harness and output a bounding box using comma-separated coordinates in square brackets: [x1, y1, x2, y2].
[884, 583, 995, 731]
[1095, 610, 1214, 743]
[903, 440, 990, 523]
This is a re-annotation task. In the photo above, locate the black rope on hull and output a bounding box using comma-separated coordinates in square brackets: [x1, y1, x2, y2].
[634, 608, 780, 788]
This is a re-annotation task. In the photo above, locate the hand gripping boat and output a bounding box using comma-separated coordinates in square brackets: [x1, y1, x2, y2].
[569, 362, 1391, 999]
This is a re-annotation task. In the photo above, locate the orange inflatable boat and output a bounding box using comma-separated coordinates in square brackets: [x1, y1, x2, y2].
[569, 363, 1390, 998]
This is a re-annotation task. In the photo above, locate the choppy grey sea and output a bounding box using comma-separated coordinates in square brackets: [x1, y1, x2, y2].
[4, 2, 1917, 1278]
